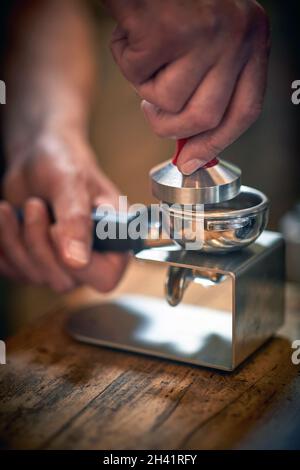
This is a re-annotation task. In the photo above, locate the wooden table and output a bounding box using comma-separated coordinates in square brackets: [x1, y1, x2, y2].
[0, 260, 300, 450]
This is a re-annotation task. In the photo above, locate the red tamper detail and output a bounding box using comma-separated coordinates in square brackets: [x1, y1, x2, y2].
[172, 139, 219, 169]
[202, 158, 219, 169]
[172, 138, 188, 164]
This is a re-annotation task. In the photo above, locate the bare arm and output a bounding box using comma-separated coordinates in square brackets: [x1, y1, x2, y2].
[0, 0, 127, 292]
[4, 0, 95, 157]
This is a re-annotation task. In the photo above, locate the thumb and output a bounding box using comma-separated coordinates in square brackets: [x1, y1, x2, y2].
[173, 138, 212, 175]
[50, 179, 92, 269]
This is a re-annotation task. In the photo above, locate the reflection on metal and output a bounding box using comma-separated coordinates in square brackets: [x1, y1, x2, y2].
[165, 266, 226, 306]
[68, 231, 285, 371]
[67, 295, 232, 370]
[160, 186, 269, 253]
[0, 340, 6, 365]
[150, 158, 241, 205]
[165, 267, 191, 306]
[0, 80, 6, 105]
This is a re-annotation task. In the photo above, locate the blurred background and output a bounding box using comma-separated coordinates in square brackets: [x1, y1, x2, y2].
[0, 0, 299, 338]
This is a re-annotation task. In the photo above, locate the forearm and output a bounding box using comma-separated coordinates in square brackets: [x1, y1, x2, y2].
[3, 0, 96, 161]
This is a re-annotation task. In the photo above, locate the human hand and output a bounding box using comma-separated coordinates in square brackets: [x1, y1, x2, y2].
[0, 128, 128, 292]
[107, 0, 270, 174]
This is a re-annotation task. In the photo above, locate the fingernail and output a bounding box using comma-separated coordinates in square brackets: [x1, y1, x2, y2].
[181, 159, 203, 175]
[65, 239, 90, 266]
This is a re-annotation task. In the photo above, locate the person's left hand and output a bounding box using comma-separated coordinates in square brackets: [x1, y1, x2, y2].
[0, 128, 128, 293]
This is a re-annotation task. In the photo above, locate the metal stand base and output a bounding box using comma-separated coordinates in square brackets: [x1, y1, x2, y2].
[67, 294, 233, 370]
[67, 231, 285, 371]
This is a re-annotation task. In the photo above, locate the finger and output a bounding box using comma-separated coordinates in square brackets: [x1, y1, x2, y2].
[24, 198, 76, 293]
[91, 169, 123, 208]
[69, 252, 129, 293]
[176, 45, 269, 174]
[2, 162, 29, 205]
[138, 50, 214, 114]
[0, 255, 24, 281]
[109, 1, 186, 88]
[141, 53, 244, 139]
[0, 201, 43, 284]
[49, 174, 93, 270]
[111, 40, 169, 89]
[110, 30, 171, 86]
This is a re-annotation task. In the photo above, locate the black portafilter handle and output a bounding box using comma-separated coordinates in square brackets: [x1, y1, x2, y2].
[91, 209, 146, 253]
[16, 207, 147, 254]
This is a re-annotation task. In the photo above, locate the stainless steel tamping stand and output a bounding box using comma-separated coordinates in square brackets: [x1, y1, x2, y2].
[67, 154, 285, 371]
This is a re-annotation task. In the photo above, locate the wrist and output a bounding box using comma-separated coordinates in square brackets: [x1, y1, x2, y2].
[4, 115, 90, 164]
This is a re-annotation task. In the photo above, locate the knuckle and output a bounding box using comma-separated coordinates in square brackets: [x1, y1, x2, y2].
[190, 111, 220, 132]
[55, 167, 84, 188]
[141, 85, 185, 114]
[228, 2, 269, 45]
[202, 139, 223, 159]
[232, 8, 250, 40]
[151, 121, 171, 138]
[248, 3, 270, 45]
[57, 212, 92, 242]
[158, 97, 182, 114]
[112, 47, 145, 84]
[144, 109, 170, 138]
[196, 4, 222, 38]
[33, 198, 47, 215]
[251, 4, 270, 44]
[65, 212, 92, 229]
[240, 102, 263, 126]
[22, 151, 47, 181]
[25, 199, 43, 222]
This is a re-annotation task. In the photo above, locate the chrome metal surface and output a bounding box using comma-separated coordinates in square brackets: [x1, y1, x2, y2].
[280, 203, 300, 282]
[150, 158, 241, 205]
[165, 266, 226, 306]
[67, 293, 233, 370]
[165, 266, 191, 306]
[163, 185, 269, 253]
[68, 231, 285, 371]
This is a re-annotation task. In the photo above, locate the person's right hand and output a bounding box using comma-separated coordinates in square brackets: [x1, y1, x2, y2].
[0, 127, 128, 293]
[107, 0, 270, 174]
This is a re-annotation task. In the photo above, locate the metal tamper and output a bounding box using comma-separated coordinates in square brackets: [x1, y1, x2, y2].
[150, 139, 241, 205]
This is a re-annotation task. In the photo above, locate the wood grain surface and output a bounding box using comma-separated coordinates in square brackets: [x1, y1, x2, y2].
[0, 261, 299, 450]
